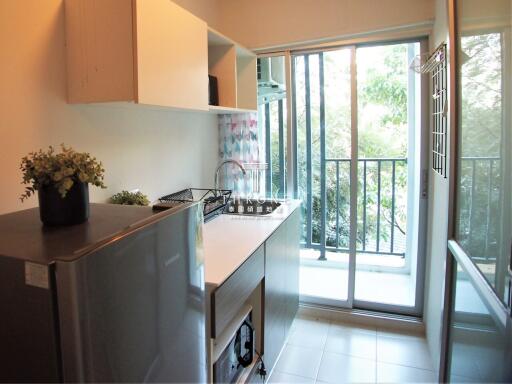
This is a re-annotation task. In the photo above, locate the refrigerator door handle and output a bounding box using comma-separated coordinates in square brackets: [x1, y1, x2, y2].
[508, 241, 512, 316]
[508, 274, 512, 317]
[509, 241, 512, 277]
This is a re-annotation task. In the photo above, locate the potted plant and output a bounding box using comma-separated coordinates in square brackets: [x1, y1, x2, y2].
[20, 145, 106, 226]
[110, 190, 150, 206]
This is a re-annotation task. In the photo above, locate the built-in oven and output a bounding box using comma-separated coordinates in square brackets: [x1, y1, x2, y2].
[213, 312, 255, 383]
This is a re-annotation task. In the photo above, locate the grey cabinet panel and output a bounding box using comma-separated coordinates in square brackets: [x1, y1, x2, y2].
[264, 209, 301, 372]
[0, 258, 61, 382]
[263, 223, 286, 371]
[285, 210, 301, 330]
[212, 245, 264, 338]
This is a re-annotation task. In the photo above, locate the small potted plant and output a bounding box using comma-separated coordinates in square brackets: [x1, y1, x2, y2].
[110, 190, 150, 206]
[20, 145, 106, 226]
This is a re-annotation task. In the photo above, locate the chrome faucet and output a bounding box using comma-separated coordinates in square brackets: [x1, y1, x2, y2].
[214, 159, 247, 192]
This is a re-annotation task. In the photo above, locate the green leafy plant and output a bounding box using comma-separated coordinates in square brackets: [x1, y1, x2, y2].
[110, 190, 150, 206]
[20, 145, 106, 201]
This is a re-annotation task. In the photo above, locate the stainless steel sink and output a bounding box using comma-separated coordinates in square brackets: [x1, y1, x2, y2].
[224, 198, 281, 216]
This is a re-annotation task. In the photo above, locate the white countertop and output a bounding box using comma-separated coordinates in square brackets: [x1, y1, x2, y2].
[203, 199, 301, 287]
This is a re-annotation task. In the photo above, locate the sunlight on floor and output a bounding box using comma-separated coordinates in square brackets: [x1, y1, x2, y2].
[299, 249, 416, 307]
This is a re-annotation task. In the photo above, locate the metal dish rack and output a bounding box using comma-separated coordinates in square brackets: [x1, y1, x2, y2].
[154, 188, 232, 222]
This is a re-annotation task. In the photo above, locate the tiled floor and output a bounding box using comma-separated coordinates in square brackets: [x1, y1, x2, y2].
[268, 315, 437, 384]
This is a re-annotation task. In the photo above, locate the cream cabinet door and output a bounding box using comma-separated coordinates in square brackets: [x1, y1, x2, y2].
[134, 0, 209, 110]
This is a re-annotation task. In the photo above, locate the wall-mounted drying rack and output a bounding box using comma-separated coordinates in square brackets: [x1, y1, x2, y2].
[411, 43, 448, 178]
[409, 43, 447, 74]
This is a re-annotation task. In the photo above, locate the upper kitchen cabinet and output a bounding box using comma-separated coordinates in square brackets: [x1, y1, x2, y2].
[207, 28, 257, 113]
[235, 47, 258, 111]
[65, 0, 209, 111]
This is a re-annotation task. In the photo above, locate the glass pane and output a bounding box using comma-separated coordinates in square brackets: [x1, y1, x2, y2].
[455, 0, 511, 306]
[295, 49, 352, 303]
[324, 50, 352, 251]
[447, 259, 512, 382]
[295, 54, 308, 243]
[310, 54, 321, 246]
[258, 56, 287, 199]
[355, 42, 421, 307]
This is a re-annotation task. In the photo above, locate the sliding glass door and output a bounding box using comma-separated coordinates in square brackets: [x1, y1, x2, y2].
[287, 40, 427, 315]
[443, 0, 512, 381]
[354, 43, 425, 312]
[294, 48, 353, 304]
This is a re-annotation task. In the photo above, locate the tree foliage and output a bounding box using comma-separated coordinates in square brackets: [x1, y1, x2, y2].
[286, 44, 412, 253]
[457, 32, 503, 266]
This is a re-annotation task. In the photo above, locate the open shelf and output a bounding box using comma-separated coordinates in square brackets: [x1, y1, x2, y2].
[208, 27, 257, 112]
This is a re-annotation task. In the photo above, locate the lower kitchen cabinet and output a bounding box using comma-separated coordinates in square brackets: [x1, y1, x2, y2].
[284, 208, 300, 332]
[263, 208, 300, 372]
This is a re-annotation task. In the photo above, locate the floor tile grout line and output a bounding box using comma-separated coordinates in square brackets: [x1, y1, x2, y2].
[376, 333, 428, 343]
[314, 343, 326, 383]
[279, 342, 329, 381]
[317, 348, 379, 363]
[289, 317, 435, 383]
[313, 319, 331, 382]
[376, 360, 436, 372]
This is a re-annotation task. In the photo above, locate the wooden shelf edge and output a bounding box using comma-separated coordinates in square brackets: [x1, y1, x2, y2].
[208, 105, 257, 114]
[73, 101, 209, 113]
[68, 102, 257, 116]
[68, 101, 257, 116]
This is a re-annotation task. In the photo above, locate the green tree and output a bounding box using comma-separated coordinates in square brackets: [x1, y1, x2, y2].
[263, 44, 413, 254]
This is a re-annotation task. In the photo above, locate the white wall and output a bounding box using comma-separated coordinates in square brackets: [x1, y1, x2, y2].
[423, 0, 450, 373]
[216, 0, 435, 50]
[0, 0, 219, 215]
[173, 0, 221, 29]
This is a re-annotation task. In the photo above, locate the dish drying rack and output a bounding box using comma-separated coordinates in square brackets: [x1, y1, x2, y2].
[154, 188, 232, 222]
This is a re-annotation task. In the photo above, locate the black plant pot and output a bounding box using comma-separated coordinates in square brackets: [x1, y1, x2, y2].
[38, 182, 89, 226]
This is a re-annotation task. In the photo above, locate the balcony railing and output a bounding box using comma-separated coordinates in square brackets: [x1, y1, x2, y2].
[458, 156, 501, 262]
[301, 156, 502, 263]
[302, 157, 408, 259]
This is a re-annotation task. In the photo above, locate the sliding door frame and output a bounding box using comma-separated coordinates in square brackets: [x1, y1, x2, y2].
[351, 38, 430, 317]
[290, 45, 357, 310]
[260, 36, 430, 317]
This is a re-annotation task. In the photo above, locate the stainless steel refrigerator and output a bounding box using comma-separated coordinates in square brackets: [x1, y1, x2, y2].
[0, 203, 206, 383]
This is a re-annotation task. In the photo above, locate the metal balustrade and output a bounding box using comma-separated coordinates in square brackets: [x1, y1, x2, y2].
[458, 156, 501, 262]
[302, 158, 408, 259]
[259, 52, 501, 263]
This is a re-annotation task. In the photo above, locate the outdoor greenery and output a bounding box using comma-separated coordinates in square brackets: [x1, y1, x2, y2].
[260, 33, 506, 269]
[20, 145, 106, 201]
[457, 32, 503, 269]
[262, 44, 412, 254]
[110, 190, 150, 206]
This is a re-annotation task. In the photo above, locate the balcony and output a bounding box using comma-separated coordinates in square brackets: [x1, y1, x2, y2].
[300, 156, 499, 307]
[299, 156, 413, 307]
